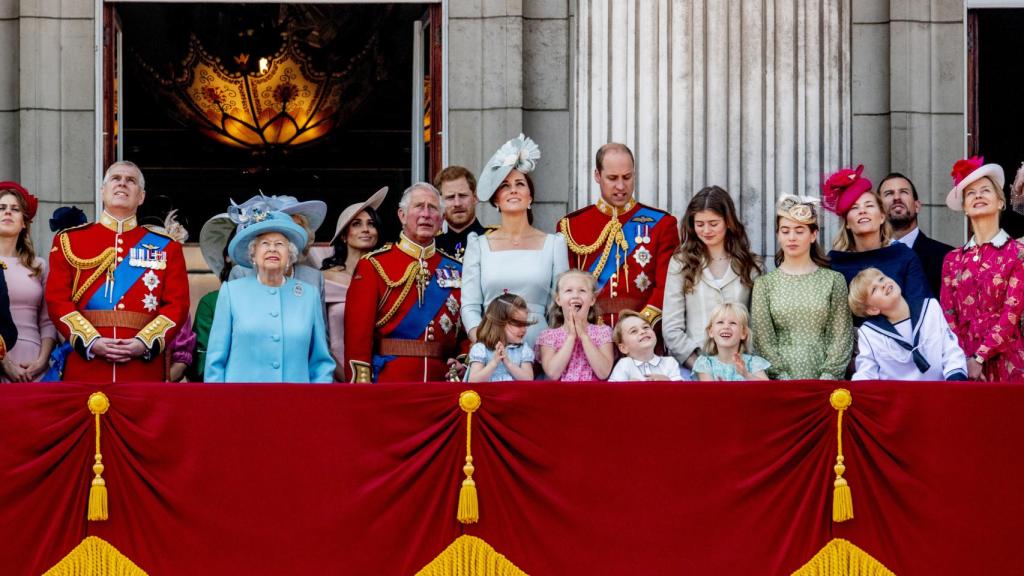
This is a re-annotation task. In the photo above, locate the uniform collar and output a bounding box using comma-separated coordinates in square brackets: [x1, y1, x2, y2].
[397, 232, 435, 260]
[963, 229, 1010, 251]
[595, 196, 637, 217]
[99, 211, 138, 234]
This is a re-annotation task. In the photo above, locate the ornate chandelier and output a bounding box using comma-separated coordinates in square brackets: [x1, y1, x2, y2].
[134, 8, 382, 152]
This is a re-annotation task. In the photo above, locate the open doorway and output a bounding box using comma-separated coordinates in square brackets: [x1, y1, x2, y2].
[968, 7, 1024, 237]
[103, 2, 443, 244]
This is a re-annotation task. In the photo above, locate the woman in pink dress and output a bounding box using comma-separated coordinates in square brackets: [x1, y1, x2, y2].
[319, 187, 387, 382]
[0, 182, 56, 382]
[940, 156, 1024, 381]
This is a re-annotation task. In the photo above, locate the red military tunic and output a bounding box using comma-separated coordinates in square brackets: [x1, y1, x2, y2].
[558, 197, 680, 327]
[344, 234, 465, 383]
[46, 212, 190, 382]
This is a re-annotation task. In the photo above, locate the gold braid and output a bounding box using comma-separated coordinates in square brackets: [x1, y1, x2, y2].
[60, 234, 117, 303]
[367, 257, 420, 328]
[560, 217, 627, 279]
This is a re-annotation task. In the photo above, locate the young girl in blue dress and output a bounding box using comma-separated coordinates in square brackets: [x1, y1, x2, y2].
[466, 293, 536, 382]
[693, 303, 770, 381]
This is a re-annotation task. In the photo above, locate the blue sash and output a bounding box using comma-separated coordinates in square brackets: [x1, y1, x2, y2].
[590, 207, 665, 292]
[372, 255, 460, 380]
[85, 231, 171, 311]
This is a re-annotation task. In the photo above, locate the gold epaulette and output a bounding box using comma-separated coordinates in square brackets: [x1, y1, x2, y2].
[142, 225, 176, 240]
[362, 243, 393, 260]
[437, 248, 459, 262]
[59, 233, 117, 303]
[483, 225, 499, 234]
[60, 221, 92, 234]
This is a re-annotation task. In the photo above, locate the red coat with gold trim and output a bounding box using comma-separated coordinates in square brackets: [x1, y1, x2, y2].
[46, 213, 190, 382]
[558, 198, 680, 327]
[344, 235, 466, 383]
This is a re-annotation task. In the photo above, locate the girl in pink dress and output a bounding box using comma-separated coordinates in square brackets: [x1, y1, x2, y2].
[319, 187, 387, 382]
[0, 182, 56, 382]
[537, 269, 615, 381]
[940, 156, 1024, 381]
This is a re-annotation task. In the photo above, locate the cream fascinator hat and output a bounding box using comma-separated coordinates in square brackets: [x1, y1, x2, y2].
[476, 134, 541, 202]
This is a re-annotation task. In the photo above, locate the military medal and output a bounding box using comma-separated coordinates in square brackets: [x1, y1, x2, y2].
[446, 294, 459, 315]
[142, 270, 160, 291]
[634, 271, 651, 292]
[439, 313, 453, 334]
[142, 293, 158, 312]
[633, 246, 652, 267]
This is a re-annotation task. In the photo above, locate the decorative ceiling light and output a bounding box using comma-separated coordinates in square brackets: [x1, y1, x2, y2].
[137, 22, 380, 152]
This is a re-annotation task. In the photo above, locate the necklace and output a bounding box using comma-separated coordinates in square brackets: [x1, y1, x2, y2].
[710, 255, 730, 262]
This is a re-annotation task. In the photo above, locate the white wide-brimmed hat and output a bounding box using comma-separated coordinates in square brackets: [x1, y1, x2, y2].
[330, 186, 388, 244]
[946, 156, 1005, 211]
[476, 134, 541, 202]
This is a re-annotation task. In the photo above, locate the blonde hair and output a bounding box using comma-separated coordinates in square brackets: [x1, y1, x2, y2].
[831, 189, 894, 252]
[611, 310, 647, 345]
[703, 302, 752, 356]
[547, 269, 602, 328]
[848, 267, 885, 318]
[477, 293, 534, 349]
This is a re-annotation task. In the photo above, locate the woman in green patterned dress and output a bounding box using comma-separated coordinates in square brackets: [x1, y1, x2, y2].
[751, 195, 853, 380]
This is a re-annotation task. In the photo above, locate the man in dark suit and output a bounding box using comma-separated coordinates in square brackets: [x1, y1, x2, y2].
[879, 172, 955, 298]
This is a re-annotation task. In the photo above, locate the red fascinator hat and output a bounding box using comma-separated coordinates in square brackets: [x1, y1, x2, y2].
[946, 156, 1004, 212]
[821, 165, 873, 217]
[0, 181, 38, 221]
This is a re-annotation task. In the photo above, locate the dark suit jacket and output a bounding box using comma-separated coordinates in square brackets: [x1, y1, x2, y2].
[0, 269, 18, 356]
[910, 230, 955, 300]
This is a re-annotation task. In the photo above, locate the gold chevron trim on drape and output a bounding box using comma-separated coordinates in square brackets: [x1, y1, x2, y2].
[416, 535, 528, 576]
[42, 536, 148, 576]
[791, 538, 895, 576]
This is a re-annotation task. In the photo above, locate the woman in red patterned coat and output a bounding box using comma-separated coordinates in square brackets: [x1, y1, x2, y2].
[940, 156, 1024, 382]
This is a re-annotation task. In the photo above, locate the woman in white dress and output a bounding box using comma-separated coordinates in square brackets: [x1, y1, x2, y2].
[461, 134, 569, 349]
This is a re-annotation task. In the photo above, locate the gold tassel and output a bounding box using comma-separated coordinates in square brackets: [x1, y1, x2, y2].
[87, 392, 110, 522]
[415, 535, 527, 576]
[790, 538, 895, 576]
[829, 388, 853, 523]
[43, 536, 149, 576]
[457, 390, 481, 524]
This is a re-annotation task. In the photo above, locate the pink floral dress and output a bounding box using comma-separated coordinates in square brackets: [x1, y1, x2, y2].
[940, 230, 1024, 381]
[536, 323, 613, 381]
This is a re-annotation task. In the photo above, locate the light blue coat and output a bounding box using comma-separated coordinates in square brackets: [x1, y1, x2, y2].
[205, 277, 335, 383]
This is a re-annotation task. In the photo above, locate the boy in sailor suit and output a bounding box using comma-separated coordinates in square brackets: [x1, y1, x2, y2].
[848, 267, 967, 381]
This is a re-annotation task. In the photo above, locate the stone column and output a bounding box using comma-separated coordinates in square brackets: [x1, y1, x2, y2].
[9, 0, 96, 251]
[573, 0, 852, 256]
[887, 0, 964, 246]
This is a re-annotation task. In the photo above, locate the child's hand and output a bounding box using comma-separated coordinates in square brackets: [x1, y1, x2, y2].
[573, 305, 590, 336]
[563, 307, 578, 339]
[489, 342, 505, 367]
[732, 353, 749, 377]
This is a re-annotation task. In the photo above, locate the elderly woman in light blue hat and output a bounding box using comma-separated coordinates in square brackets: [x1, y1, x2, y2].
[228, 194, 327, 305]
[460, 134, 569, 350]
[205, 208, 335, 383]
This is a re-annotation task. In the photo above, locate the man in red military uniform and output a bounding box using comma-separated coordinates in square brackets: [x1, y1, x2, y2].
[46, 161, 189, 382]
[558, 143, 680, 328]
[345, 182, 466, 382]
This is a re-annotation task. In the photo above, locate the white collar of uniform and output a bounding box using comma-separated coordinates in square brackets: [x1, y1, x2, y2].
[99, 211, 138, 234]
[964, 229, 1011, 251]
